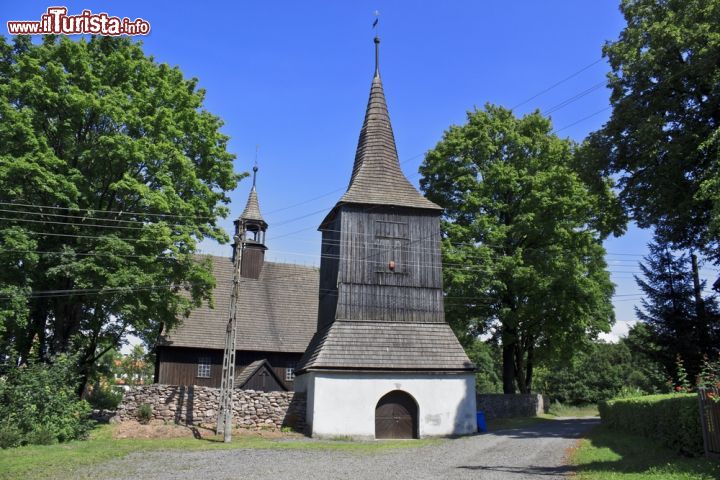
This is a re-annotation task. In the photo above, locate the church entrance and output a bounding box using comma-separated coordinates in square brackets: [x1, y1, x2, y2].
[375, 390, 418, 439]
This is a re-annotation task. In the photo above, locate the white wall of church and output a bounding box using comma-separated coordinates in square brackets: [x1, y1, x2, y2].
[296, 371, 477, 438]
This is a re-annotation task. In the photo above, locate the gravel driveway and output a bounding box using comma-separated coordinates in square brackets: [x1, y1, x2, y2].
[80, 418, 598, 480]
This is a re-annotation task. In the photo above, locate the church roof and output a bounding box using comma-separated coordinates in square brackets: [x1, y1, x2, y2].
[240, 186, 265, 224]
[159, 256, 318, 353]
[297, 320, 474, 373]
[333, 39, 441, 212]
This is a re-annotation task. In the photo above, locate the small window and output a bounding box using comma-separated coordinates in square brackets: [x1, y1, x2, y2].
[197, 357, 211, 378]
[285, 365, 295, 382]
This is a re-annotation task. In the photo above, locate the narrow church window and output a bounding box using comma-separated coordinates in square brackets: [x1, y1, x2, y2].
[197, 356, 211, 378]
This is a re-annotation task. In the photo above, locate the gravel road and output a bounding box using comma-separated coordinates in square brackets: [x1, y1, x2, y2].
[79, 418, 598, 480]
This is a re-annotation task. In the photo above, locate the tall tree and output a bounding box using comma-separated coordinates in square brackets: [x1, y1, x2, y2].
[420, 105, 617, 393]
[635, 237, 720, 378]
[586, 0, 720, 258]
[0, 36, 240, 392]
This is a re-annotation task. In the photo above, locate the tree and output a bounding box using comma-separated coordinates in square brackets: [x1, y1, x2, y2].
[586, 0, 720, 258]
[420, 105, 617, 393]
[536, 338, 669, 405]
[635, 237, 720, 379]
[0, 36, 241, 393]
[464, 340, 502, 394]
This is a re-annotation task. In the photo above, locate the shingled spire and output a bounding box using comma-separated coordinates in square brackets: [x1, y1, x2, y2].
[336, 36, 440, 211]
[240, 165, 266, 224]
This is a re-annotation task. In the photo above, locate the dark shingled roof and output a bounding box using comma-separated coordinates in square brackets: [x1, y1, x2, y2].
[235, 359, 288, 391]
[297, 321, 475, 372]
[240, 187, 265, 223]
[335, 69, 441, 212]
[160, 256, 318, 353]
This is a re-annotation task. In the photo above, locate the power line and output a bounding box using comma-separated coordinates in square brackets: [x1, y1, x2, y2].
[0, 201, 217, 220]
[552, 106, 612, 134]
[544, 81, 607, 116]
[511, 58, 605, 110]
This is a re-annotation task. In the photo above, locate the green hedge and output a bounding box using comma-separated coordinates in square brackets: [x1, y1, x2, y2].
[598, 394, 703, 456]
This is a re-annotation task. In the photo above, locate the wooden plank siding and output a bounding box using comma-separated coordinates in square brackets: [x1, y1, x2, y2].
[240, 245, 265, 279]
[156, 346, 301, 389]
[317, 215, 341, 330]
[335, 205, 445, 323]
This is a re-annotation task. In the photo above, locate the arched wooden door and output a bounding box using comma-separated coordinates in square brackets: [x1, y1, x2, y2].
[375, 390, 418, 439]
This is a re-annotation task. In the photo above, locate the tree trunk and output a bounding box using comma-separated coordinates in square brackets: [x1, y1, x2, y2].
[514, 344, 528, 394]
[525, 342, 534, 393]
[502, 326, 517, 394]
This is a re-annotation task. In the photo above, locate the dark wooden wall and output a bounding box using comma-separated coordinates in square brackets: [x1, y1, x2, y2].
[242, 364, 286, 392]
[241, 244, 265, 279]
[331, 205, 445, 323]
[317, 214, 340, 330]
[156, 347, 301, 389]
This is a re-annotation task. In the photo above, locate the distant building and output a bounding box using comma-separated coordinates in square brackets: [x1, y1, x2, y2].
[155, 174, 319, 392]
[294, 37, 476, 439]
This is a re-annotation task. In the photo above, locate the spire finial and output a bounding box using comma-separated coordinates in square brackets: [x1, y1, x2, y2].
[374, 36, 380, 77]
[372, 11, 380, 77]
[252, 145, 259, 188]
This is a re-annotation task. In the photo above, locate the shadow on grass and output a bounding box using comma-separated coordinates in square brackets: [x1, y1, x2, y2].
[573, 425, 720, 479]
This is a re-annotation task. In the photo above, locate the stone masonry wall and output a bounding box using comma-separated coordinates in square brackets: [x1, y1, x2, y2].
[476, 394, 549, 419]
[115, 385, 305, 431]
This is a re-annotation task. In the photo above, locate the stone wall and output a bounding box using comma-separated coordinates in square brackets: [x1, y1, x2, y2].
[115, 385, 305, 431]
[476, 394, 549, 419]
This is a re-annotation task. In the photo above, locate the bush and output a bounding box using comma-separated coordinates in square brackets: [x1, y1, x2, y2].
[0, 355, 93, 446]
[137, 403, 152, 424]
[87, 386, 123, 410]
[25, 426, 56, 446]
[598, 394, 703, 456]
[0, 423, 21, 449]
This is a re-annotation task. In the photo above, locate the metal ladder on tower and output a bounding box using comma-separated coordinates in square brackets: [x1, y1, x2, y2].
[216, 233, 242, 442]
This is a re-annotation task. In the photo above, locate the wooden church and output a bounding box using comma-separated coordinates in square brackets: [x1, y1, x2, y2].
[294, 37, 476, 439]
[155, 170, 319, 392]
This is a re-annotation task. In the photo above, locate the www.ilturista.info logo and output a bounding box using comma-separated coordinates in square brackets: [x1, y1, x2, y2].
[7, 7, 150, 36]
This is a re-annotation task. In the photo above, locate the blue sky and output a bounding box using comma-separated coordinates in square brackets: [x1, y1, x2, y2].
[2, 1, 716, 341]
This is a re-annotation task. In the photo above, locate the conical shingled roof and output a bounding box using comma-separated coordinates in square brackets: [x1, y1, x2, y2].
[240, 186, 266, 224]
[336, 44, 441, 211]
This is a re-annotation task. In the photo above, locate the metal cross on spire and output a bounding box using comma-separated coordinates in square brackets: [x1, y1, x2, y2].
[373, 11, 380, 77]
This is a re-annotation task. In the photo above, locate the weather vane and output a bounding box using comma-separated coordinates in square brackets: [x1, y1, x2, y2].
[372, 10, 379, 30]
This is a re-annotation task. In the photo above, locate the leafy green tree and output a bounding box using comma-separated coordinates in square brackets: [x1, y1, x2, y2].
[0, 36, 241, 392]
[0, 355, 93, 446]
[420, 105, 617, 393]
[635, 237, 720, 379]
[536, 340, 667, 405]
[464, 340, 502, 393]
[586, 0, 720, 258]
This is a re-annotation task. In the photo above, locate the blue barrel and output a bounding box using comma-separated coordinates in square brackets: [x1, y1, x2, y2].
[476, 411, 487, 433]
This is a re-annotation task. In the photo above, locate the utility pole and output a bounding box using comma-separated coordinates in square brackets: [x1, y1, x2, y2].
[217, 231, 242, 442]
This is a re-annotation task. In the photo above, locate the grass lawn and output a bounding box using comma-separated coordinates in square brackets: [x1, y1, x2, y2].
[547, 402, 599, 418]
[0, 424, 440, 480]
[571, 425, 720, 480]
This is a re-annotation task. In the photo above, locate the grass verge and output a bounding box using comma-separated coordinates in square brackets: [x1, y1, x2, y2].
[0, 424, 440, 480]
[547, 402, 599, 418]
[570, 424, 720, 480]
